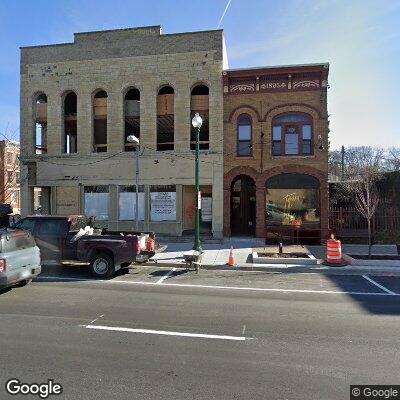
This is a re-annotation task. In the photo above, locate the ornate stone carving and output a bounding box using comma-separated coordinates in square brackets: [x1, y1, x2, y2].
[292, 80, 319, 89]
[230, 83, 255, 92]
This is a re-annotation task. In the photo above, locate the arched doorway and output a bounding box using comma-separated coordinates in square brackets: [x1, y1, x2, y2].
[230, 175, 256, 235]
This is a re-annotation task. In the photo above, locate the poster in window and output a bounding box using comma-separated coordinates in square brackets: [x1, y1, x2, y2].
[150, 192, 176, 221]
[201, 197, 212, 222]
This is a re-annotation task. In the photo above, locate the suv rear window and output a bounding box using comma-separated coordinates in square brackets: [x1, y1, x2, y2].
[0, 231, 36, 253]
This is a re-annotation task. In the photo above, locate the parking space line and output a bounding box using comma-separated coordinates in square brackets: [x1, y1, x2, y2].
[83, 324, 251, 341]
[110, 280, 398, 296]
[156, 268, 177, 284]
[35, 276, 400, 296]
[362, 275, 396, 295]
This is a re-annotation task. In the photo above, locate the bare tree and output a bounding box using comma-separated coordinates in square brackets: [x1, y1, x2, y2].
[385, 147, 400, 171]
[341, 146, 384, 255]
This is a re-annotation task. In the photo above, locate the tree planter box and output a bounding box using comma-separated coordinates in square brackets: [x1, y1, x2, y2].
[252, 247, 317, 265]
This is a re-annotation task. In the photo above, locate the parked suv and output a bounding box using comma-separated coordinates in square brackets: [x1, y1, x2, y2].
[0, 229, 41, 290]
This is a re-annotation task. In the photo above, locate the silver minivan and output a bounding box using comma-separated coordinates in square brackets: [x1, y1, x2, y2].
[0, 229, 41, 289]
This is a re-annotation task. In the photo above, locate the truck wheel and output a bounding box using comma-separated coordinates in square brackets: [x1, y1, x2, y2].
[90, 253, 115, 278]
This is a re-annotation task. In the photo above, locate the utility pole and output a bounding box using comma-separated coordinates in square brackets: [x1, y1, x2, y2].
[341, 145, 345, 181]
[126, 135, 140, 231]
[191, 113, 203, 252]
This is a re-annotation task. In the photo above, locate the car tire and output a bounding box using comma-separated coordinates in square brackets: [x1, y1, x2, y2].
[15, 279, 32, 288]
[90, 253, 115, 278]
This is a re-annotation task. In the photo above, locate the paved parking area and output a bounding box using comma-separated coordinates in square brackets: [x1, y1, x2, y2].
[37, 264, 400, 297]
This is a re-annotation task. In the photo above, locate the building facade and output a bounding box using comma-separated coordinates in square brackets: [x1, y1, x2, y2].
[0, 140, 21, 213]
[223, 64, 329, 239]
[20, 26, 226, 237]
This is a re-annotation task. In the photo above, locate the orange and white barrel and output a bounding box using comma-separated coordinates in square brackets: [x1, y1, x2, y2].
[327, 239, 342, 264]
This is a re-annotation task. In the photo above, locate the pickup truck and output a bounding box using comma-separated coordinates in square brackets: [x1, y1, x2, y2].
[12, 215, 164, 278]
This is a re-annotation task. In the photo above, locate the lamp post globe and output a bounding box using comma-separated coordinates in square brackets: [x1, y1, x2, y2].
[192, 112, 203, 252]
[192, 112, 203, 129]
[126, 134, 139, 146]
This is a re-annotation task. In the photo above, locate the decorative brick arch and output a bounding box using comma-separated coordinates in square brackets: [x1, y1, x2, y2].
[228, 105, 262, 123]
[223, 166, 259, 236]
[263, 103, 323, 121]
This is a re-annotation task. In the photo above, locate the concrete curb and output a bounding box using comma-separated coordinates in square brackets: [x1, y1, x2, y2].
[145, 260, 400, 276]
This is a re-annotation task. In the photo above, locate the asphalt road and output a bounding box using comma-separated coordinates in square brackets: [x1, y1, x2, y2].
[1, 267, 400, 400]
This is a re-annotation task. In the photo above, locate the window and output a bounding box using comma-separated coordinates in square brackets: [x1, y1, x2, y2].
[119, 185, 145, 220]
[265, 173, 320, 229]
[14, 218, 35, 233]
[237, 114, 252, 156]
[64, 92, 77, 154]
[7, 152, 13, 164]
[272, 113, 313, 156]
[157, 86, 174, 151]
[34, 93, 47, 154]
[150, 185, 176, 221]
[124, 88, 140, 152]
[84, 186, 109, 220]
[93, 90, 108, 152]
[37, 220, 61, 235]
[190, 84, 209, 150]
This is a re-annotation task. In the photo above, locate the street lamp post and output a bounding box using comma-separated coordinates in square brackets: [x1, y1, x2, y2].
[191, 113, 203, 252]
[126, 135, 140, 231]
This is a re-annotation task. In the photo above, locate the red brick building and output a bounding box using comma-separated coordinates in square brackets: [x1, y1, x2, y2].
[0, 140, 21, 213]
[223, 64, 329, 240]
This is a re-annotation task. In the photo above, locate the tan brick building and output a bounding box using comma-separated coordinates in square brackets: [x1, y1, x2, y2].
[223, 64, 329, 240]
[0, 140, 21, 213]
[20, 26, 226, 237]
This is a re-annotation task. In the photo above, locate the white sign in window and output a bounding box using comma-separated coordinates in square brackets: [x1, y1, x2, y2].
[201, 197, 212, 222]
[150, 192, 176, 221]
[119, 192, 145, 221]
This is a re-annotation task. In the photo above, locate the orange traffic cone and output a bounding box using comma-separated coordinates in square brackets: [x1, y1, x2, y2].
[228, 246, 235, 266]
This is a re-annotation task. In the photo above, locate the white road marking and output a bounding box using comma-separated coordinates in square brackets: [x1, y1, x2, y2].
[36, 276, 399, 296]
[84, 324, 250, 341]
[88, 314, 104, 325]
[242, 325, 246, 334]
[156, 268, 177, 284]
[362, 275, 396, 295]
[109, 280, 399, 296]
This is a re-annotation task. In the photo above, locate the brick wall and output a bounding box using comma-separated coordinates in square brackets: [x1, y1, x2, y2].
[223, 66, 329, 238]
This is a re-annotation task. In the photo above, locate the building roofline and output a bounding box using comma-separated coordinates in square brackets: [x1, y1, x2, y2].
[20, 26, 224, 50]
[224, 62, 329, 73]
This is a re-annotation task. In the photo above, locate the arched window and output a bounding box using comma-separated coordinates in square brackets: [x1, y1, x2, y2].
[34, 93, 47, 154]
[272, 113, 312, 156]
[63, 92, 77, 154]
[124, 88, 140, 152]
[190, 84, 209, 150]
[93, 90, 108, 152]
[237, 114, 252, 156]
[157, 85, 174, 151]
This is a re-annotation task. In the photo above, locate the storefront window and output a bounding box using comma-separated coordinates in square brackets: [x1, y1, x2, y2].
[119, 185, 145, 221]
[84, 186, 109, 220]
[265, 174, 320, 228]
[150, 185, 176, 221]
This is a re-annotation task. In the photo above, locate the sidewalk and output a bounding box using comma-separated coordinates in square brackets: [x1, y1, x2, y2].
[151, 240, 400, 276]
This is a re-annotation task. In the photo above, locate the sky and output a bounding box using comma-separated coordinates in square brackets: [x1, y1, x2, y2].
[0, 0, 399, 149]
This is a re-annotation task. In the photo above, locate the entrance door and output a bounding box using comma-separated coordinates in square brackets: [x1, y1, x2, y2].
[230, 176, 256, 235]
